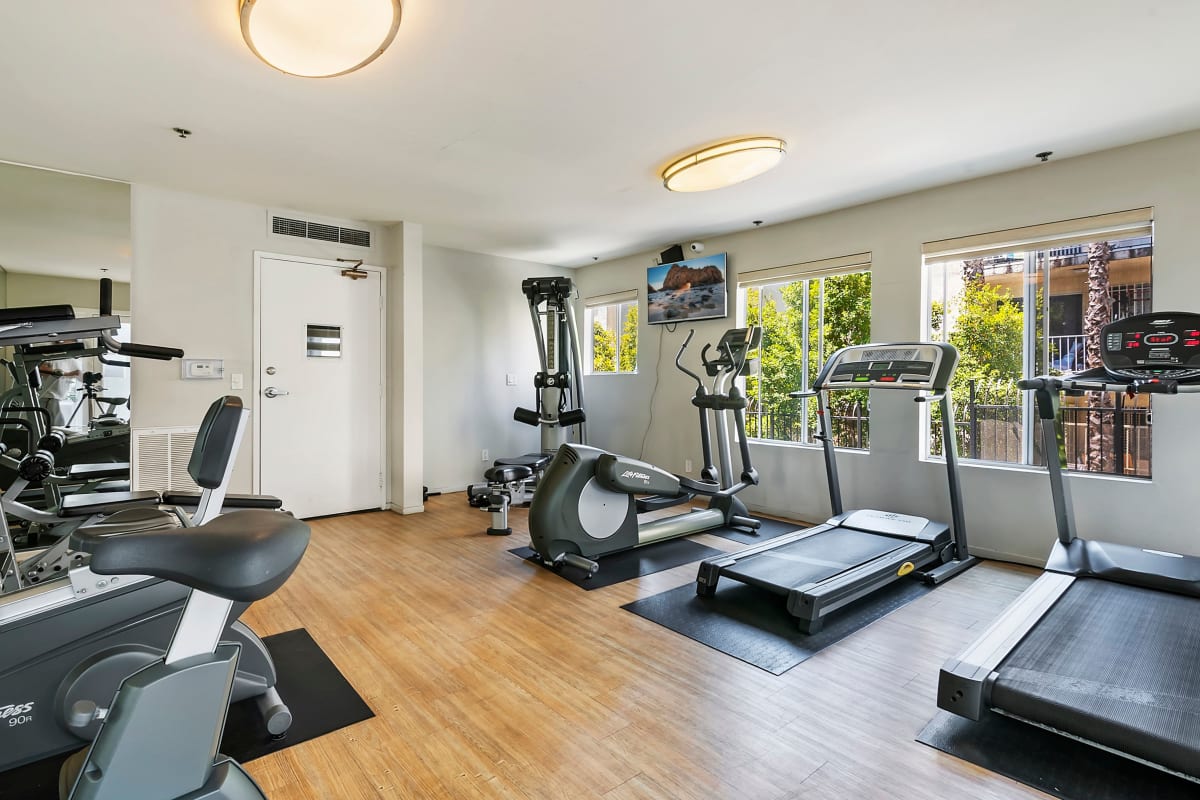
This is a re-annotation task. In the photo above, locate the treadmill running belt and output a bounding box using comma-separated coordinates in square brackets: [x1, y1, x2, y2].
[721, 528, 908, 591]
[992, 578, 1200, 780]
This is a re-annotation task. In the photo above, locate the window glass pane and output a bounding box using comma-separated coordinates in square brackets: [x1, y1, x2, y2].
[587, 299, 637, 374]
[743, 270, 871, 448]
[1038, 236, 1153, 477]
[923, 232, 1152, 477]
[618, 301, 638, 372]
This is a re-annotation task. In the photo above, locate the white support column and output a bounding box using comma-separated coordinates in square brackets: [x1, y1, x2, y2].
[386, 221, 424, 514]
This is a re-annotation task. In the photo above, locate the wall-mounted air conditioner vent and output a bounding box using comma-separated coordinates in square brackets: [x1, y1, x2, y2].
[270, 214, 373, 249]
[132, 426, 200, 493]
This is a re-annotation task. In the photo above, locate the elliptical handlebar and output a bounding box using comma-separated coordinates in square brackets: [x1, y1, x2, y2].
[675, 329, 705, 392]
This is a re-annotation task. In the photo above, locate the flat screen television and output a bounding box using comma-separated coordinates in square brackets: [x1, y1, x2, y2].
[646, 253, 729, 325]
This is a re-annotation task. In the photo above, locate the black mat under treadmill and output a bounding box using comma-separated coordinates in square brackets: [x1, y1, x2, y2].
[720, 528, 908, 591]
[992, 578, 1200, 779]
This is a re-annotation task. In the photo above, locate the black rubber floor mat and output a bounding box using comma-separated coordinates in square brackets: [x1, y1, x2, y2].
[622, 577, 932, 674]
[705, 515, 804, 545]
[917, 710, 1198, 800]
[511, 538, 725, 590]
[0, 628, 373, 799]
[221, 628, 374, 761]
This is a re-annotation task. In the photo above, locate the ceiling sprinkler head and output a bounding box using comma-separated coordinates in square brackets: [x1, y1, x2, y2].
[1036, 151, 1052, 162]
[172, 127, 192, 139]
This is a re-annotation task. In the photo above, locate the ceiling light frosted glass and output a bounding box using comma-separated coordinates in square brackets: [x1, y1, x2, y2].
[240, 0, 402, 78]
[662, 138, 787, 192]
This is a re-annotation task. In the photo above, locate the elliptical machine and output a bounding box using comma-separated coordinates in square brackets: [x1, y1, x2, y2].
[528, 326, 763, 576]
[469, 276, 587, 535]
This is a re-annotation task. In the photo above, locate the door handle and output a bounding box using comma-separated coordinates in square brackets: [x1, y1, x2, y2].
[263, 386, 290, 398]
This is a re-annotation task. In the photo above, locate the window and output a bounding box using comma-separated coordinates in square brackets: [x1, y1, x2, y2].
[585, 292, 638, 374]
[738, 255, 872, 448]
[923, 210, 1154, 477]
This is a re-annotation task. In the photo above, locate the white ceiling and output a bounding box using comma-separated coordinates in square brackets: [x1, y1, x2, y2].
[1, 1, 1198, 268]
[0, 162, 131, 282]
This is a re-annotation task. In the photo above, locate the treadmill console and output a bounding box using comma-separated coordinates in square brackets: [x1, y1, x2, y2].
[816, 342, 957, 391]
[1100, 312, 1200, 381]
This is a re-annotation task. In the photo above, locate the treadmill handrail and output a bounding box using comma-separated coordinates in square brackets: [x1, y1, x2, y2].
[1021, 370, 1200, 395]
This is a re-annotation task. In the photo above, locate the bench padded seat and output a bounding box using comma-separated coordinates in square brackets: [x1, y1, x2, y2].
[59, 490, 161, 517]
[161, 492, 283, 510]
[67, 462, 131, 481]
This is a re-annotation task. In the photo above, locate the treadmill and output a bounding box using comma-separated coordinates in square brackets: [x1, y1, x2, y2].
[696, 342, 978, 633]
[938, 311, 1200, 782]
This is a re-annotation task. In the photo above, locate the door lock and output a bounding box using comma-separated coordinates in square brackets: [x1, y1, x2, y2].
[265, 366, 277, 375]
[263, 386, 290, 398]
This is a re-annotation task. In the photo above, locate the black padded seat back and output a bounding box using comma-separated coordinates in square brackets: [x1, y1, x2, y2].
[494, 453, 552, 471]
[71, 509, 310, 602]
[0, 304, 74, 324]
[485, 465, 533, 483]
[188, 396, 244, 489]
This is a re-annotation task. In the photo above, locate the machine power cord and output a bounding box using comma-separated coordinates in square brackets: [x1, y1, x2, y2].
[638, 326, 667, 460]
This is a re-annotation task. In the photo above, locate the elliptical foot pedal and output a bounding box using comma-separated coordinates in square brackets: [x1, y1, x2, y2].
[552, 552, 599, 578]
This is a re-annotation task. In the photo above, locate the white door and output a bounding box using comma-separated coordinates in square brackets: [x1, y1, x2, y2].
[256, 255, 385, 519]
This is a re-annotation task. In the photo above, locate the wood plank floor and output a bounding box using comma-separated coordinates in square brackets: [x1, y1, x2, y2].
[240, 494, 1049, 799]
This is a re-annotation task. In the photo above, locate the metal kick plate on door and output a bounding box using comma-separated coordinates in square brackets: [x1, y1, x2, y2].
[306, 324, 342, 358]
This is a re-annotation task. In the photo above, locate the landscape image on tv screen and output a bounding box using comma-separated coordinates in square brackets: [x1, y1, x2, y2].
[646, 253, 728, 325]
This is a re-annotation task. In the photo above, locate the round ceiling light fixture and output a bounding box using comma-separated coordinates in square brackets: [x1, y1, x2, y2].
[661, 137, 787, 192]
[239, 0, 402, 78]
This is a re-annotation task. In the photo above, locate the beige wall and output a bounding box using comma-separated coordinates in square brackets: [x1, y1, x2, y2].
[4, 272, 129, 311]
[576, 129, 1200, 564]
[129, 185, 395, 494]
[127, 185, 555, 506]
[421, 245, 570, 492]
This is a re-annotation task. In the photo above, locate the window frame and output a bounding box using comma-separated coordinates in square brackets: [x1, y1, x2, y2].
[583, 291, 639, 376]
[920, 211, 1154, 479]
[736, 253, 873, 450]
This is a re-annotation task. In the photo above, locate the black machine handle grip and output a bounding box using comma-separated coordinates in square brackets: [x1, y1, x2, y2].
[675, 330, 705, 391]
[98, 354, 131, 368]
[513, 407, 541, 427]
[100, 330, 183, 361]
[1018, 377, 1059, 391]
[115, 341, 185, 360]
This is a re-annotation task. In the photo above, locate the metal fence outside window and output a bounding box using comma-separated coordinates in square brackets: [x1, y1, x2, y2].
[749, 384, 1151, 477]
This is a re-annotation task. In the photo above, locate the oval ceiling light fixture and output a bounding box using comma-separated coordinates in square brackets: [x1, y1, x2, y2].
[239, 0, 402, 78]
[661, 137, 787, 192]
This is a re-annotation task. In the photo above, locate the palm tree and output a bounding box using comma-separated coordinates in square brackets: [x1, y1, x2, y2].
[1084, 241, 1113, 471]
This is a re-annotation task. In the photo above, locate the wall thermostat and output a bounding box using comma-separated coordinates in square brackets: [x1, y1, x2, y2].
[181, 358, 225, 380]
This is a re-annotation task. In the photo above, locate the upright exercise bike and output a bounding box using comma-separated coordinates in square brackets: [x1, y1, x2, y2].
[57, 509, 311, 800]
[528, 326, 763, 576]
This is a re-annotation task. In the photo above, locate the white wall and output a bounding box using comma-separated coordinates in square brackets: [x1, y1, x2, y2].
[576, 129, 1200, 565]
[129, 185, 394, 493]
[421, 245, 569, 492]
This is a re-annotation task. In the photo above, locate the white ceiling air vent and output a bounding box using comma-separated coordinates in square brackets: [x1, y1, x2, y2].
[131, 426, 200, 493]
[270, 213, 373, 249]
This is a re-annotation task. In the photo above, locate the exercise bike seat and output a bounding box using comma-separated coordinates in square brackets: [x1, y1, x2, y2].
[71, 509, 311, 602]
[485, 465, 533, 483]
[493, 453, 551, 471]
